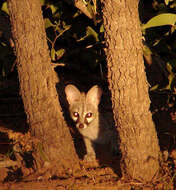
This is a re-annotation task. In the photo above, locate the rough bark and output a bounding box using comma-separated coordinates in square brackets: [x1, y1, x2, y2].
[7, 0, 79, 174]
[101, 0, 160, 182]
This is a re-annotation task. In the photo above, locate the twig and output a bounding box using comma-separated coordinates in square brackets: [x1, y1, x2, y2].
[10, 59, 17, 72]
[0, 160, 20, 168]
[51, 62, 66, 67]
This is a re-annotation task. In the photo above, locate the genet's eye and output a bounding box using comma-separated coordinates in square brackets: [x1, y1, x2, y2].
[73, 112, 79, 117]
[86, 112, 92, 118]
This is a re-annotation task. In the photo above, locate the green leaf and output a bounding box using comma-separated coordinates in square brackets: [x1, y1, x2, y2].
[142, 13, 176, 30]
[1, 2, 9, 15]
[165, 63, 175, 90]
[56, 49, 65, 59]
[100, 24, 104, 33]
[170, 2, 176, 8]
[171, 25, 176, 34]
[160, 63, 175, 91]
[40, 0, 45, 5]
[86, 26, 99, 41]
[165, 0, 171, 5]
[50, 4, 58, 15]
[44, 18, 55, 29]
[150, 84, 159, 91]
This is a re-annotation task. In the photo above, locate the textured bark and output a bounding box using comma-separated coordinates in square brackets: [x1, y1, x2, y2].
[7, 0, 79, 173]
[101, 0, 160, 182]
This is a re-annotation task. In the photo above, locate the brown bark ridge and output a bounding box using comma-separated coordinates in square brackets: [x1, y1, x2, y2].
[101, 0, 160, 182]
[7, 0, 79, 174]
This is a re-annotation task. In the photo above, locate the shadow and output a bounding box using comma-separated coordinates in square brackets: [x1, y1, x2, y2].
[150, 91, 176, 152]
[0, 75, 35, 182]
[94, 89, 121, 175]
[0, 132, 14, 159]
[4, 168, 23, 182]
[144, 53, 176, 152]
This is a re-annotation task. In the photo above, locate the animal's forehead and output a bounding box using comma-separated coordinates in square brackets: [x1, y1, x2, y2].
[70, 100, 96, 112]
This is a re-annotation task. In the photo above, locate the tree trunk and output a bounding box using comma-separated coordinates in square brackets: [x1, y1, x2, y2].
[101, 0, 160, 182]
[7, 0, 79, 174]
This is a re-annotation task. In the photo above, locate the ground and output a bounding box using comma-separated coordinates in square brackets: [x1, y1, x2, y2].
[0, 71, 176, 190]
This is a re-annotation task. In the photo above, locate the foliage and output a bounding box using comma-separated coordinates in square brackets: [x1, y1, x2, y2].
[0, 0, 176, 94]
[141, 0, 176, 96]
[40, 0, 104, 73]
[142, 13, 176, 30]
[0, 0, 104, 79]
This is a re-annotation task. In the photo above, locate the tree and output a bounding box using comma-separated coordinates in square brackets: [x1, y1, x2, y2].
[101, 0, 160, 182]
[7, 0, 79, 175]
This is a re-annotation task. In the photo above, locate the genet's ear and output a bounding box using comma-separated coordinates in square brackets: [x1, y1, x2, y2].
[65, 85, 81, 105]
[86, 85, 102, 106]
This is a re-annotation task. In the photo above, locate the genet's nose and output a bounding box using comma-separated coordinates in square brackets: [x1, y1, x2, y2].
[79, 123, 84, 129]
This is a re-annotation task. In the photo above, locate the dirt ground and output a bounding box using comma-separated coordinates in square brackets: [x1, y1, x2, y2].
[0, 75, 176, 190]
